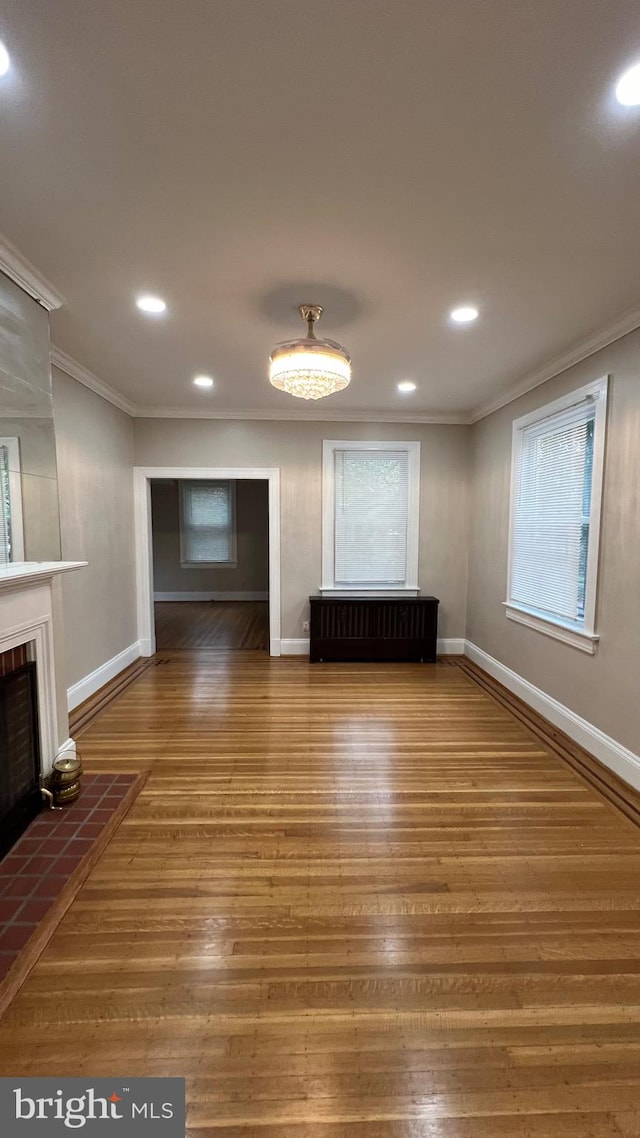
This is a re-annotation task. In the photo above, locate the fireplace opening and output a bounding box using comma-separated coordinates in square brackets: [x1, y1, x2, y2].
[0, 660, 42, 860]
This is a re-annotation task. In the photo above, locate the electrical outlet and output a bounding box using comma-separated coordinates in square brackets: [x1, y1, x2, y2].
[302, 620, 310, 633]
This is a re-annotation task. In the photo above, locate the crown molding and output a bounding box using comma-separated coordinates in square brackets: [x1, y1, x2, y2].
[470, 304, 640, 423]
[49, 350, 468, 422]
[0, 234, 66, 311]
[50, 346, 136, 415]
[51, 299, 640, 427]
[132, 406, 470, 424]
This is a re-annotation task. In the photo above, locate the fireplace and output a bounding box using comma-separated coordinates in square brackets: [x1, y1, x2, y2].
[0, 657, 42, 859]
[0, 561, 86, 829]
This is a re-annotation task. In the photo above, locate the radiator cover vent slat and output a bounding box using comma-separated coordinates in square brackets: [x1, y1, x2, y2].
[309, 596, 439, 663]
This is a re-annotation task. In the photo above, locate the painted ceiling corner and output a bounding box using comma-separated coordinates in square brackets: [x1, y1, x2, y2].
[469, 304, 640, 423]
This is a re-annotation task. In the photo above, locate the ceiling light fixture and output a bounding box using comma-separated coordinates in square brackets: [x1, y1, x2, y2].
[0, 39, 10, 76]
[193, 375, 214, 389]
[136, 294, 167, 315]
[269, 305, 351, 400]
[450, 305, 479, 324]
[397, 381, 416, 393]
[615, 61, 640, 106]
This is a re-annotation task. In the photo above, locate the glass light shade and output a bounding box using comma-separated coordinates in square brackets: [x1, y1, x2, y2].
[269, 337, 351, 400]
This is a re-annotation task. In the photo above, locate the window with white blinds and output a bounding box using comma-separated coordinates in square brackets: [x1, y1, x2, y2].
[322, 441, 420, 592]
[179, 481, 236, 565]
[506, 378, 608, 648]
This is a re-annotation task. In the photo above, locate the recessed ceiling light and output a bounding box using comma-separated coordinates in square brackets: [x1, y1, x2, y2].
[615, 61, 640, 106]
[193, 375, 214, 389]
[135, 294, 167, 315]
[0, 39, 10, 76]
[397, 380, 416, 393]
[450, 305, 479, 324]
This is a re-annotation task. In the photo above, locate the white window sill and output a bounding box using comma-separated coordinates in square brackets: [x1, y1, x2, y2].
[320, 586, 420, 598]
[503, 602, 599, 654]
[180, 562, 238, 570]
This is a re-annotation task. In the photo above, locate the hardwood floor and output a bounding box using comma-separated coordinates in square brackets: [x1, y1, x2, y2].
[155, 600, 269, 650]
[2, 654, 640, 1137]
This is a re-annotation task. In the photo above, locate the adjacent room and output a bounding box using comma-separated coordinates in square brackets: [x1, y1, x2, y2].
[0, 2, 639, 1135]
[150, 477, 270, 651]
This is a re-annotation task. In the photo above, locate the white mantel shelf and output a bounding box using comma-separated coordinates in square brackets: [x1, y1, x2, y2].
[0, 561, 87, 591]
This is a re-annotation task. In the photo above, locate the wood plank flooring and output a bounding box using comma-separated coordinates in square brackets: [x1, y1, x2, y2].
[154, 601, 269, 650]
[1, 654, 640, 1137]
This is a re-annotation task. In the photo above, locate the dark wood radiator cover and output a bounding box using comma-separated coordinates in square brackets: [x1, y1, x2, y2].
[309, 596, 439, 663]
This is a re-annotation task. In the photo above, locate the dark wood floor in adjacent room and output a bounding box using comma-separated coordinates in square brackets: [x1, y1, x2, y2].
[154, 600, 269, 650]
[1, 653, 640, 1137]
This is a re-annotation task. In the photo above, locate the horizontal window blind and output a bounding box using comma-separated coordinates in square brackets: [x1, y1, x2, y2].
[0, 445, 11, 566]
[180, 481, 233, 563]
[511, 399, 595, 624]
[334, 449, 409, 585]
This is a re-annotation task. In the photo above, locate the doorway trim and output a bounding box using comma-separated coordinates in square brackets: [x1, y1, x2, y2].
[133, 466, 281, 656]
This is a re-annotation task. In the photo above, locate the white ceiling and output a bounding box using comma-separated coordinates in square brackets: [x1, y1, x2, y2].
[1, 0, 639, 420]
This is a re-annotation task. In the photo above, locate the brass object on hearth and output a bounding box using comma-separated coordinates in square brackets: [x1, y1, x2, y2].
[53, 781, 82, 804]
[49, 754, 83, 806]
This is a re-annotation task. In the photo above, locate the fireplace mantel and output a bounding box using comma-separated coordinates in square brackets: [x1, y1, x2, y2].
[0, 561, 87, 777]
[0, 561, 87, 592]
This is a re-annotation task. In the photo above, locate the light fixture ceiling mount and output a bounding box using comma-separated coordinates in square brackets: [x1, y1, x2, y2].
[269, 304, 351, 400]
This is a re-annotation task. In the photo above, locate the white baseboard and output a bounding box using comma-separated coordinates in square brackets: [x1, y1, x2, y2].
[281, 638, 309, 655]
[464, 640, 640, 792]
[154, 591, 269, 602]
[67, 641, 142, 711]
[280, 637, 465, 658]
[437, 638, 465, 655]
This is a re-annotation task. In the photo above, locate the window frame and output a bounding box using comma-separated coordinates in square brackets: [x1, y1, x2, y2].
[504, 376, 608, 654]
[0, 437, 25, 563]
[321, 439, 421, 596]
[179, 479, 237, 569]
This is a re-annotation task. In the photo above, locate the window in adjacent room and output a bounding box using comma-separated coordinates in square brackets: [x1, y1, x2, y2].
[505, 376, 608, 653]
[179, 480, 237, 567]
[0, 438, 24, 565]
[321, 440, 420, 594]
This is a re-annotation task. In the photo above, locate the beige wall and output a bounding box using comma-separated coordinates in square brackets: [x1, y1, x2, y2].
[134, 420, 471, 641]
[53, 368, 137, 688]
[467, 327, 640, 754]
[151, 478, 269, 593]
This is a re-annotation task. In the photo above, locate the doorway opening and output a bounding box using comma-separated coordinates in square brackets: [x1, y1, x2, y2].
[150, 477, 269, 651]
[134, 466, 281, 657]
